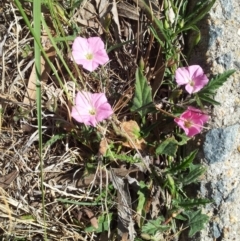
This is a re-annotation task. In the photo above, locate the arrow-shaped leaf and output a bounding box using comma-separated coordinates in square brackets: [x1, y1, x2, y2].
[131, 66, 153, 118]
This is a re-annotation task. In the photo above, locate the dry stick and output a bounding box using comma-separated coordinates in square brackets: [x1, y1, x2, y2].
[43, 182, 94, 200]
[10, 3, 26, 98]
[0, 22, 13, 92]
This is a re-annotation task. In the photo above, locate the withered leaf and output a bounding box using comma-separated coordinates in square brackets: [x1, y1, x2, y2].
[0, 169, 18, 189]
[83, 208, 98, 229]
[98, 138, 109, 156]
[120, 120, 146, 150]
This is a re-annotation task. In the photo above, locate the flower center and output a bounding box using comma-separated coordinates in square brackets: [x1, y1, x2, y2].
[189, 79, 195, 86]
[85, 52, 94, 60]
[184, 120, 193, 128]
[89, 108, 96, 115]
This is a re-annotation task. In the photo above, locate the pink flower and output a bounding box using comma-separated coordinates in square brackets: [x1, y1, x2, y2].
[174, 106, 209, 137]
[175, 65, 209, 94]
[71, 91, 113, 127]
[72, 37, 109, 72]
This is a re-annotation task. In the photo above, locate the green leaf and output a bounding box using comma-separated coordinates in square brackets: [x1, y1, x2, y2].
[166, 174, 176, 197]
[198, 69, 235, 102]
[19, 214, 35, 221]
[85, 213, 112, 233]
[57, 198, 101, 206]
[149, 25, 165, 48]
[53, 35, 76, 42]
[141, 216, 169, 235]
[136, 182, 148, 227]
[172, 198, 212, 209]
[44, 133, 68, 148]
[178, 164, 206, 186]
[175, 133, 190, 146]
[203, 69, 235, 92]
[175, 214, 188, 221]
[131, 66, 153, 118]
[156, 137, 178, 156]
[195, 94, 203, 108]
[179, 0, 216, 34]
[107, 38, 136, 53]
[185, 26, 201, 57]
[169, 150, 198, 173]
[198, 94, 221, 105]
[183, 209, 209, 237]
[198, 88, 215, 95]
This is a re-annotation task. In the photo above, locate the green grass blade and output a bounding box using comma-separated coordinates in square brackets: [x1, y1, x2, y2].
[14, 0, 74, 102]
[33, 0, 47, 239]
[176, 0, 216, 34]
[41, 16, 85, 90]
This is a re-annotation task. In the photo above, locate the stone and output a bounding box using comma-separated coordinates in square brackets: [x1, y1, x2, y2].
[203, 125, 239, 164]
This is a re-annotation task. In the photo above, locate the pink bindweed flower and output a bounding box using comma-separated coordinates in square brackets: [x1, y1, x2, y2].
[71, 91, 113, 127]
[174, 106, 209, 137]
[175, 65, 209, 94]
[72, 37, 109, 72]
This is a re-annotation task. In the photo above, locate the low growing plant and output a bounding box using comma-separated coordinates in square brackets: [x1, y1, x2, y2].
[7, 0, 235, 240]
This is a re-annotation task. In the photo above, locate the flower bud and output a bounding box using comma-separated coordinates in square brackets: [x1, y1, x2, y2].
[164, 19, 170, 29]
[179, 19, 184, 28]
[139, 57, 144, 71]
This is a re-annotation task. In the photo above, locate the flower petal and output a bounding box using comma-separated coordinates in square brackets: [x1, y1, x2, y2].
[188, 65, 204, 77]
[91, 93, 108, 108]
[71, 91, 113, 127]
[91, 93, 113, 121]
[187, 106, 209, 124]
[175, 106, 209, 137]
[75, 91, 92, 108]
[187, 126, 201, 137]
[175, 65, 209, 94]
[71, 106, 90, 122]
[82, 60, 99, 72]
[87, 37, 109, 66]
[87, 37, 105, 54]
[174, 117, 185, 129]
[192, 75, 209, 93]
[96, 102, 113, 121]
[72, 37, 89, 52]
[185, 84, 194, 94]
[86, 115, 98, 127]
[93, 51, 109, 65]
[72, 37, 90, 65]
[191, 114, 209, 125]
[175, 67, 190, 85]
[187, 65, 209, 93]
[72, 37, 109, 71]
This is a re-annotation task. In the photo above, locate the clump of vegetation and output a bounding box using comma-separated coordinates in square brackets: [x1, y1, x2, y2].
[0, 0, 234, 240]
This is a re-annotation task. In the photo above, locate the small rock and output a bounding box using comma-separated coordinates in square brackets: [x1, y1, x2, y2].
[203, 125, 239, 164]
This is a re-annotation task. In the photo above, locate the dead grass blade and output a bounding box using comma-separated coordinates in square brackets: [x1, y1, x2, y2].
[117, 2, 139, 21]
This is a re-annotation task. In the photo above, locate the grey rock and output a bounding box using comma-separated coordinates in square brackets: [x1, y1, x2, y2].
[219, 0, 233, 19]
[216, 53, 232, 69]
[233, 61, 240, 70]
[203, 125, 239, 164]
[208, 26, 222, 47]
[212, 222, 221, 238]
